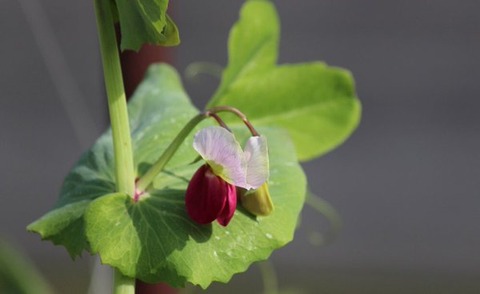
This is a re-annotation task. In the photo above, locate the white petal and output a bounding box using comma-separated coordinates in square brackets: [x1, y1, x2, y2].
[244, 136, 269, 189]
[193, 126, 247, 187]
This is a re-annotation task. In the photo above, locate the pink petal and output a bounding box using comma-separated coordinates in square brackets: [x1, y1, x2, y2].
[244, 136, 269, 189]
[193, 126, 247, 188]
[216, 184, 237, 226]
[185, 165, 228, 224]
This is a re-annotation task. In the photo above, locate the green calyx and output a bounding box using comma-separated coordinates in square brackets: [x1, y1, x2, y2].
[239, 183, 274, 216]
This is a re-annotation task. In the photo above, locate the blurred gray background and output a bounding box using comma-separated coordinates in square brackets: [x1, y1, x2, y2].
[1, 0, 479, 293]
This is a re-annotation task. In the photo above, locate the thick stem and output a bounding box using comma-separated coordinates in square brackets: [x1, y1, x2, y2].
[95, 0, 135, 198]
[95, 0, 136, 293]
[114, 269, 135, 294]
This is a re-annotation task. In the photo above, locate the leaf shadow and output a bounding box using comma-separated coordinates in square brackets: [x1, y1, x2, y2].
[128, 188, 213, 284]
[137, 162, 152, 177]
[235, 203, 258, 222]
[57, 177, 116, 207]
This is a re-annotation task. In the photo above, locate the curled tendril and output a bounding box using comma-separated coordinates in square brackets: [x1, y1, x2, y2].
[305, 190, 342, 246]
[184, 62, 223, 82]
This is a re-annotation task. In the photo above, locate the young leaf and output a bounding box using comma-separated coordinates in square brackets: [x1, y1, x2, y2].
[208, 0, 361, 161]
[29, 64, 306, 288]
[113, 0, 179, 51]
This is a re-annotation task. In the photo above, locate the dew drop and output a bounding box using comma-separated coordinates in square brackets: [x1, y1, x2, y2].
[265, 233, 273, 239]
[213, 251, 218, 257]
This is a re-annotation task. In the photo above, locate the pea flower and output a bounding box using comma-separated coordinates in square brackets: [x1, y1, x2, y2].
[185, 126, 269, 226]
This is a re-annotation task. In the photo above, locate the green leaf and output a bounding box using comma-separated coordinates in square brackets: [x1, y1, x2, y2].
[208, 0, 361, 161]
[29, 64, 306, 288]
[27, 201, 91, 257]
[114, 0, 179, 51]
[28, 64, 198, 258]
[85, 127, 305, 288]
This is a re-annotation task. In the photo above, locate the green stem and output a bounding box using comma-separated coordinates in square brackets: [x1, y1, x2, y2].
[95, 0, 136, 293]
[94, 0, 135, 198]
[258, 261, 279, 294]
[136, 113, 207, 193]
[0, 241, 54, 294]
[113, 269, 135, 294]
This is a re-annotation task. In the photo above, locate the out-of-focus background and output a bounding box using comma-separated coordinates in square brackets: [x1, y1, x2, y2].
[1, 0, 479, 293]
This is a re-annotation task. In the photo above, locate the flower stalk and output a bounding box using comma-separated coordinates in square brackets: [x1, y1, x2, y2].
[208, 106, 260, 136]
[135, 106, 257, 195]
[135, 112, 208, 193]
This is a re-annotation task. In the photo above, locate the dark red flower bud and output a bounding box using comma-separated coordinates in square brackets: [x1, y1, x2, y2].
[186, 165, 237, 226]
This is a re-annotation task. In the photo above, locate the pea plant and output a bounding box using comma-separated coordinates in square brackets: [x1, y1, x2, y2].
[28, 0, 361, 293]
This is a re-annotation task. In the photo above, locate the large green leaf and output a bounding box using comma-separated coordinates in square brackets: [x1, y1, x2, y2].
[208, 0, 361, 161]
[85, 126, 304, 288]
[114, 0, 179, 51]
[28, 64, 198, 258]
[28, 64, 306, 288]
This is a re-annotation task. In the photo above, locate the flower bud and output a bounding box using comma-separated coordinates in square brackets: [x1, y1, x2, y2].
[240, 183, 274, 216]
[186, 165, 237, 226]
